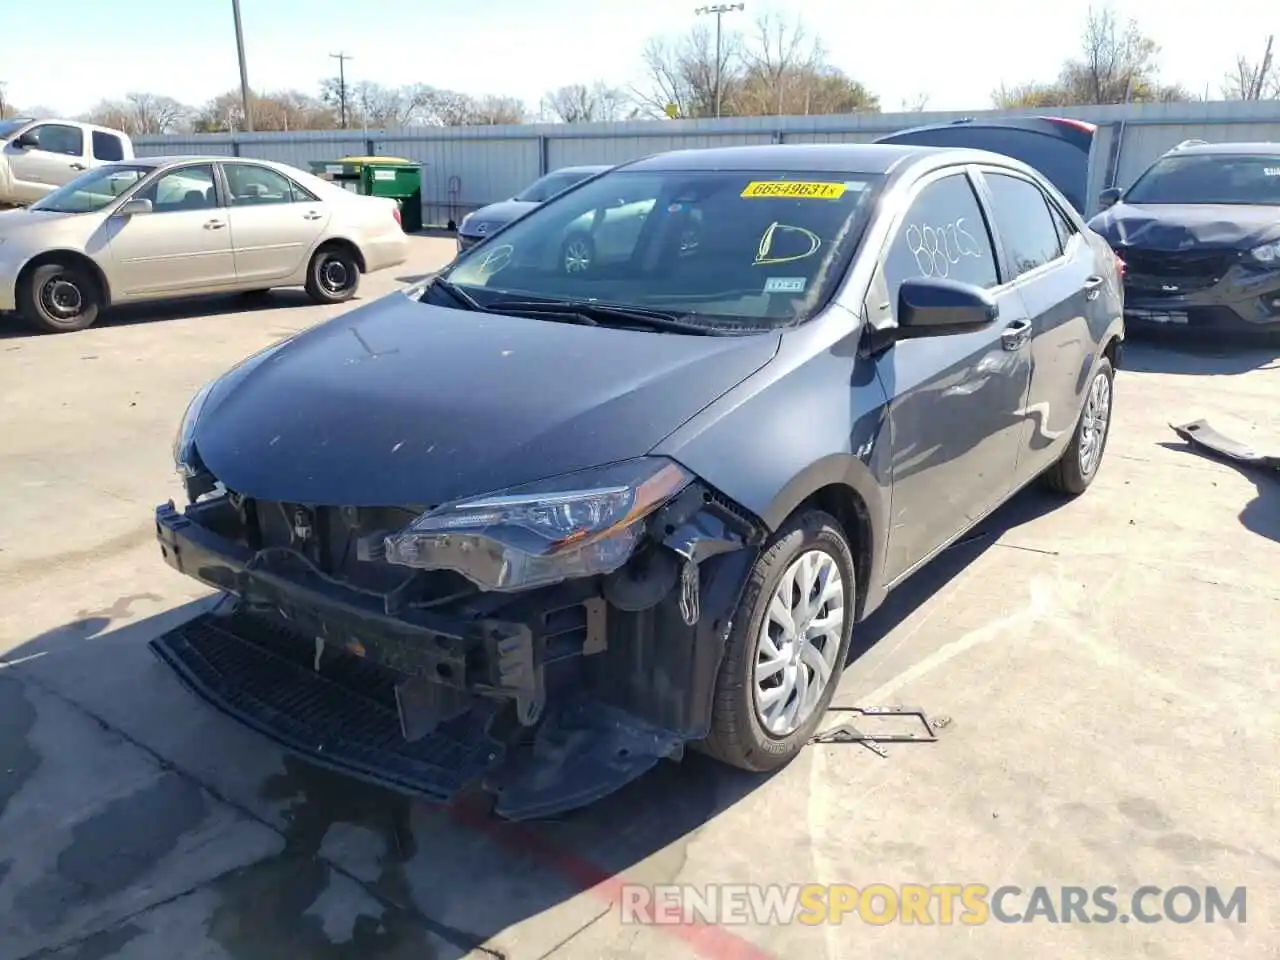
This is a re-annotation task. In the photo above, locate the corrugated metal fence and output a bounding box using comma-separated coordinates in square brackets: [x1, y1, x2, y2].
[135, 100, 1280, 227]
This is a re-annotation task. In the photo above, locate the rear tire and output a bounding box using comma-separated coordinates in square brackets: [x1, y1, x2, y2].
[1042, 356, 1114, 495]
[304, 245, 361, 304]
[17, 261, 102, 333]
[698, 509, 855, 772]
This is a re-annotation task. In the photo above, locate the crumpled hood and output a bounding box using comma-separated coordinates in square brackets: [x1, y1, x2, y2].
[1089, 203, 1280, 250]
[461, 199, 538, 234]
[192, 294, 780, 506]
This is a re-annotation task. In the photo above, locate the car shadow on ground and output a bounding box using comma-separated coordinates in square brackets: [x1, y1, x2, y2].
[0, 485, 1065, 956]
[1120, 334, 1280, 376]
[0, 290, 362, 340]
[1160, 439, 1280, 544]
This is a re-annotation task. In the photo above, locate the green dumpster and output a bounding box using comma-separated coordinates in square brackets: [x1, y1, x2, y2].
[308, 156, 423, 233]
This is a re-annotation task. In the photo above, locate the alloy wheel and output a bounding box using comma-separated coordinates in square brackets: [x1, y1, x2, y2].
[1079, 371, 1111, 476]
[753, 549, 845, 737]
[563, 238, 592, 273]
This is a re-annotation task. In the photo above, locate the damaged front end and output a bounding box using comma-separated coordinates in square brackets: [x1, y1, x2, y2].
[152, 454, 765, 819]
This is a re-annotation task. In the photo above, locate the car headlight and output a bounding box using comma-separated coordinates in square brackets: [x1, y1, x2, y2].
[1250, 240, 1280, 263]
[172, 379, 216, 477]
[383, 458, 694, 592]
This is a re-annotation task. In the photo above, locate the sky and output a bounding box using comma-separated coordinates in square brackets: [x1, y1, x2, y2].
[0, 0, 1270, 117]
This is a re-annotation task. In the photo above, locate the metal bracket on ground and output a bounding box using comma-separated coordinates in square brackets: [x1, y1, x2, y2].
[810, 706, 951, 758]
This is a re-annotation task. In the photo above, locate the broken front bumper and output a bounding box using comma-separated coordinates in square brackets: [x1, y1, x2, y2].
[1121, 257, 1280, 333]
[152, 495, 760, 819]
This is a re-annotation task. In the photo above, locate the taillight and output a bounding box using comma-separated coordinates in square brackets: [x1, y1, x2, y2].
[1046, 116, 1097, 134]
[1114, 254, 1125, 278]
[392, 205, 402, 227]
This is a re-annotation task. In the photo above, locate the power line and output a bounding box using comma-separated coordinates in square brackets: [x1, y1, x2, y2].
[330, 52, 354, 128]
[694, 3, 744, 119]
[231, 0, 254, 131]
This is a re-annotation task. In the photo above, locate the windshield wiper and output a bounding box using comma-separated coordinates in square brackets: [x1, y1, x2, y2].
[426, 276, 485, 311]
[486, 298, 724, 335]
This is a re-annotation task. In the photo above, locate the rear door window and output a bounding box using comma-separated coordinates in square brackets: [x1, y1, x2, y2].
[982, 173, 1064, 279]
[92, 131, 125, 162]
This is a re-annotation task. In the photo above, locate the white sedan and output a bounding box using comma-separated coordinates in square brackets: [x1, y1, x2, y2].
[0, 155, 409, 332]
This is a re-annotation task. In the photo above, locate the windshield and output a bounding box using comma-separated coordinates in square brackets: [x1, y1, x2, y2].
[442, 168, 882, 328]
[0, 118, 34, 140]
[29, 164, 151, 214]
[515, 170, 599, 203]
[1124, 153, 1280, 206]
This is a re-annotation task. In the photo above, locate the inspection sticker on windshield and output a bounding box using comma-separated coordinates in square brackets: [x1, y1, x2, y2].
[741, 181, 847, 199]
[764, 277, 807, 293]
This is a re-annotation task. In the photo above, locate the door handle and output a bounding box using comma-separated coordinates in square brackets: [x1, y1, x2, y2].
[204, 219, 226, 230]
[1001, 318, 1032, 351]
[302, 210, 323, 220]
[69, 162, 86, 171]
[1084, 275, 1105, 301]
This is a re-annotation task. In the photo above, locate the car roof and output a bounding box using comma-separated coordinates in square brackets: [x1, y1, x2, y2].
[553, 164, 611, 174]
[119, 155, 296, 169]
[1164, 141, 1280, 156]
[621, 142, 1034, 177]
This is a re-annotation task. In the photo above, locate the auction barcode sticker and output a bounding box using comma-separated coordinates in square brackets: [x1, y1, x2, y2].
[741, 181, 847, 199]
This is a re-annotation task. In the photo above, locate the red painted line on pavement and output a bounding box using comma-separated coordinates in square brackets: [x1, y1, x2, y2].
[446, 799, 777, 960]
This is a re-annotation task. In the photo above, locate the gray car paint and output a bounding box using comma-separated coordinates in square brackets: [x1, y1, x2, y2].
[651, 147, 1122, 621]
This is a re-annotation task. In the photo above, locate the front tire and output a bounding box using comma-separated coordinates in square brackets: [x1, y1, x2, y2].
[304, 245, 361, 304]
[1042, 356, 1114, 495]
[699, 509, 855, 772]
[17, 261, 102, 333]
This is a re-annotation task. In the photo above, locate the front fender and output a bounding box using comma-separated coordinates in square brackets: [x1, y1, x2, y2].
[654, 312, 894, 616]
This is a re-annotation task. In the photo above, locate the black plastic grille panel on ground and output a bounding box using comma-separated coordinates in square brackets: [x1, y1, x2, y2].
[150, 611, 504, 800]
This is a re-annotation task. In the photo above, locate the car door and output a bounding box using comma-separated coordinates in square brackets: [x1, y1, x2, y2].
[106, 163, 237, 297]
[974, 168, 1099, 487]
[5, 123, 87, 201]
[867, 168, 1035, 584]
[221, 162, 330, 283]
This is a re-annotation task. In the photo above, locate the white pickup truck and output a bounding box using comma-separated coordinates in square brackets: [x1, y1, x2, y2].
[0, 118, 135, 206]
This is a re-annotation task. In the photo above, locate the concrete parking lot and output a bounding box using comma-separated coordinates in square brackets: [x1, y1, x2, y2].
[1, 234, 1277, 959]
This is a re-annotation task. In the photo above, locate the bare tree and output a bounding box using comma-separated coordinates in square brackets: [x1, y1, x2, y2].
[468, 94, 528, 125]
[541, 82, 629, 123]
[632, 27, 736, 119]
[737, 13, 818, 115]
[1222, 38, 1277, 100]
[991, 81, 1073, 108]
[633, 15, 877, 118]
[82, 92, 192, 135]
[899, 92, 929, 112]
[993, 5, 1192, 106]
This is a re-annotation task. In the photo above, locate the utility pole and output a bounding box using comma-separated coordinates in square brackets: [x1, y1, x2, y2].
[231, 0, 254, 131]
[330, 52, 353, 128]
[694, 3, 744, 119]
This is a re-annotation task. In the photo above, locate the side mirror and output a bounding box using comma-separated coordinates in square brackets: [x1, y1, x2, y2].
[118, 197, 153, 217]
[897, 277, 998, 338]
[1098, 187, 1122, 210]
[13, 132, 38, 149]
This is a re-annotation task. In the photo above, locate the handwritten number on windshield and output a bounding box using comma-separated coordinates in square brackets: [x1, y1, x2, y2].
[903, 218, 982, 279]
